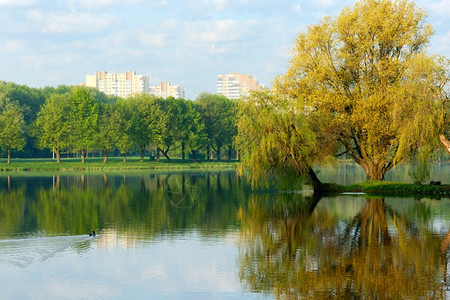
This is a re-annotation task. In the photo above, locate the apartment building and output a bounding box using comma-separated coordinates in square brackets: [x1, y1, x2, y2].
[216, 72, 263, 99]
[85, 71, 149, 98]
[150, 81, 185, 99]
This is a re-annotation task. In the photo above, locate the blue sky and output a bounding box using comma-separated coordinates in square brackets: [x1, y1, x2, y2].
[0, 0, 448, 99]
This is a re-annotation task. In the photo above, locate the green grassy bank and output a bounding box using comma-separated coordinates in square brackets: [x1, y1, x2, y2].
[0, 157, 237, 172]
[325, 181, 450, 198]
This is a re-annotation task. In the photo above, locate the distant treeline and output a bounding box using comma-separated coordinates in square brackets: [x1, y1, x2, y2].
[0, 81, 236, 163]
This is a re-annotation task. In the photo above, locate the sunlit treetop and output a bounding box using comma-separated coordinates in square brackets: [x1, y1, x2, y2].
[275, 0, 449, 181]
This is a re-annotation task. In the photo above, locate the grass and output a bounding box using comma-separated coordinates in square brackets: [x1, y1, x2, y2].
[0, 156, 238, 172]
[324, 180, 450, 198]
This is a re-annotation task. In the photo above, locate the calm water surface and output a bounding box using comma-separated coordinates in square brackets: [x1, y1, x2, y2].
[0, 167, 449, 299]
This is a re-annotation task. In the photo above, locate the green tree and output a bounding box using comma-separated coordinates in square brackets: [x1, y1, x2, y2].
[40, 85, 72, 100]
[0, 99, 26, 163]
[182, 100, 208, 161]
[276, 0, 448, 181]
[153, 98, 182, 161]
[235, 90, 334, 191]
[0, 81, 46, 158]
[33, 94, 71, 163]
[98, 103, 123, 163]
[128, 94, 160, 161]
[195, 93, 236, 160]
[68, 87, 99, 163]
[164, 98, 208, 161]
[114, 99, 135, 162]
[0, 81, 45, 125]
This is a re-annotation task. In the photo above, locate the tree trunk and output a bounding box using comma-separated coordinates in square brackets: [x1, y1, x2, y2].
[103, 174, 108, 188]
[103, 149, 110, 163]
[217, 145, 221, 161]
[182, 142, 186, 161]
[191, 150, 198, 162]
[156, 148, 160, 161]
[440, 134, 450, 154]
[362, 162, 386, 181]
[140, 144, 145, 162]
[56, 147, 61, 163]
[308, 167, 323, 192]
[7, 146, 11, 164]
[81, 149, 86, 163]
[228, 146, 232, 161]
[123, 154, 127, 162]
[207, 145, 211, 161]
[158, 148, 171, 162]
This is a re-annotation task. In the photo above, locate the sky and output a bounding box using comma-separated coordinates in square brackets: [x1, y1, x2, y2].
[0, 0, 449, 100]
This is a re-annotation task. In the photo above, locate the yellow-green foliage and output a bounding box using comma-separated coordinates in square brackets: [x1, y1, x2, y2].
[235, 90, 334, 188]
[276, 0, 449, 180]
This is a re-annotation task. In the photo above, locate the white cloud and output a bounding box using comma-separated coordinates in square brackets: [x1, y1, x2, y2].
[293, 4, 301, 14]
[20, 52, 80, 71]
[4, 40, 25, 53]
[213, 0, 227, 11]
[186, 19, 241, 43]
[74, 0, 115, 9]
[313, 0, 335, 9]
[209, 43, 233, 54]
[68, 0, 167, 10]
[0, 0, 35, 6]
[139, 33, 167, 47]
[27, 11, 117, 33]
[428, 0, 450, 16]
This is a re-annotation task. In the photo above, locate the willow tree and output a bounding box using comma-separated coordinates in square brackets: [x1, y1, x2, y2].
[235, 90, 335, 191]
[276, 0, 448, 181]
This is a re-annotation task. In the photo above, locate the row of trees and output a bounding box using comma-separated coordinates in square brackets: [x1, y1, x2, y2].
[0, 83, 236, 164]
[235, 0, 449, 188]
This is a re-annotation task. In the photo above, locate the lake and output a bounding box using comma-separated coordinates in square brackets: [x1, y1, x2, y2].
[0, 164, 449, 299]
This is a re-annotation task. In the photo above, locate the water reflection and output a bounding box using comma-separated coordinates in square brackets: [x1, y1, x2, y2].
[1, 173, 450, 298]
[318, 162, 449, 185]
[0, 172, 248, 240]
[238, 193, 450, 298]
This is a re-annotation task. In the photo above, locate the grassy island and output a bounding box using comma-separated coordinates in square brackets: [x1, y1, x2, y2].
[324, 181, 450, 198]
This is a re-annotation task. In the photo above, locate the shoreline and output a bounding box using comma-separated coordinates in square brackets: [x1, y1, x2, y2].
[325, 181, 450, 198]
[0, 157, 238, 172]
[0, 158, 448, 197]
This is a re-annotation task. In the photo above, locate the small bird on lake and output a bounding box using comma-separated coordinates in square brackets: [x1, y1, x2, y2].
[89, 231, 96, 237]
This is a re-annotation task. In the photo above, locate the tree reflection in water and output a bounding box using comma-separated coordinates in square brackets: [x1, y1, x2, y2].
[238, 193, 448, 299]
[0, 172, 246, 239]
[1, 174, 450, 298]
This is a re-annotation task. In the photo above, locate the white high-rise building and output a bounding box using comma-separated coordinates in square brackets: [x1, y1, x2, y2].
[150, 81, 185, 99]
[217, 72, 263, 99]
[85, 71, 149, 98]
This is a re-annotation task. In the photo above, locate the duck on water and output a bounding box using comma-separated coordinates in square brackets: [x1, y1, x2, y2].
[89, 231, 96, 237]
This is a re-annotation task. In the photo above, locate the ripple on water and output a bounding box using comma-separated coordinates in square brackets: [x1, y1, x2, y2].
[0, 235, 96, 268]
